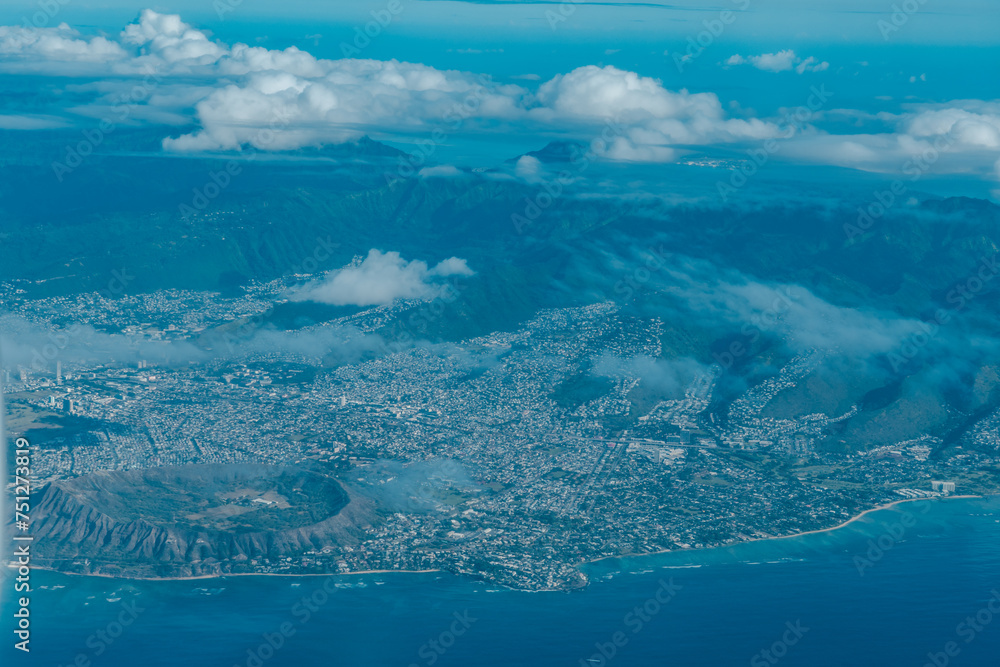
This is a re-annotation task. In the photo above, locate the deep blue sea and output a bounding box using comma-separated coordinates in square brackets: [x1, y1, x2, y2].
[3, 496, 999, 667]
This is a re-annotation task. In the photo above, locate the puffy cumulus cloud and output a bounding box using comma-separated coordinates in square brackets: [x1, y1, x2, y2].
[0, 11, 235, 75]
[292, 249, 474, 307]
[117, 10, 331, 78]
[0, 11, 311, 78]
[532, 65, 783, 162]
[726, 50, 829, 74]
[781, 100, 1000, 179]
[0, 13, 833, 167]
[514, 155, 544, 182]
[904, 104, 1000, 149]
[429, 256, 474, 276]
[164, 59, 526, 151]
[2, 11, 996, 183]
[122, 9, 226, 70]
[535, 65, 707, 120]
[726, 51, 791, 73]
[220, 43, 325, 78]
[118, 10, 344, 81]
[0, 11, 532, 151]
[0, 23, 126, 71]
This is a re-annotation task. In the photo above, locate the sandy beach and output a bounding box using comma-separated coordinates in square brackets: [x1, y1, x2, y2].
[585, 493, 987, 567]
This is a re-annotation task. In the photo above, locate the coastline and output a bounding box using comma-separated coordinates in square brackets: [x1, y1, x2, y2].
[20, 565, 441, 582]
[584, 494, 988, 568]
[763, 494, 984, 541]
[12, 494, 993, 589]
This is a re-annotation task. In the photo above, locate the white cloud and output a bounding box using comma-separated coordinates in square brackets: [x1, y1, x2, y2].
[751, 50, 797, 72]
[781, 101, 1000, 180]
[0, 23, 126, 71]
[726, 50, 829, 74]
[429, 256, 474, 277]
[536, 65, 709, 120]
[514, 155, 543, 182]
[292, 250, 473, 307]
[163, 58, 526, 151]
[592, 354, 705, 398]
[532, 65, 783, 161]
[795, 56, 829, 74]
[0, 15, 786, 162]
[664, 257, 923, 357]
[418, 164, 464, 179]
[905, 105, 1000, 148]
[122, 9, 226, 69]
[0, 10, 996, 184]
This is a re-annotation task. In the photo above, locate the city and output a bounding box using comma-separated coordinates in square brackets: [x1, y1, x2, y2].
[5, 285, 995, 591]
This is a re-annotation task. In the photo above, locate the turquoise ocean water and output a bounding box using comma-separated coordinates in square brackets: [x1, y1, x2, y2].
[3, 496, 999, 666]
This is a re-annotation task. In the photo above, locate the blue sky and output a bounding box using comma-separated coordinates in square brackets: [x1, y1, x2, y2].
[3, 0, 997, 44]
[0, 1, 997, 199]
[0, 0, 1000, 46]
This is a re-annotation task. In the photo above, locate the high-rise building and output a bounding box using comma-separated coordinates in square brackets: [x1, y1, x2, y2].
[931, 481, 956, 494]
[56, 360, 63, 385]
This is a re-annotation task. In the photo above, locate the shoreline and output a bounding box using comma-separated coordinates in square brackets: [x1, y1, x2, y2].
[13, 494, 994, 588]
[19, 565, 441, 582]
[584, 494, 988, 568]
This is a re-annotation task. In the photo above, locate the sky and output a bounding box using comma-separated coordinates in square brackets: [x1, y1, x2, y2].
[0, 0, 997, 198]
[3, 0, 998, 44]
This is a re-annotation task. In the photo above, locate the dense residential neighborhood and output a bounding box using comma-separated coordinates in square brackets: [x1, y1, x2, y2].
[4, 286, 993, 590]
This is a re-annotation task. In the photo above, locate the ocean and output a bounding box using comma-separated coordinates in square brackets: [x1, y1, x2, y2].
[4, 496, 999, 667]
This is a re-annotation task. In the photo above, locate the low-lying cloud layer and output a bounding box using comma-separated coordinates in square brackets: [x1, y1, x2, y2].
[592, 354, 706, 398]
[0, 313, 388, 371]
